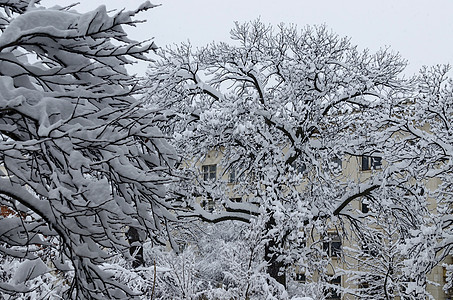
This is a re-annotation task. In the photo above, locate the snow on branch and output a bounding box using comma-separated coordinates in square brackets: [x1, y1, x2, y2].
[0, 1, 177, 299]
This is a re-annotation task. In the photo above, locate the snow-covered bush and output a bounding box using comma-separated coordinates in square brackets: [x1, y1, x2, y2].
[145, 221, 291, 300]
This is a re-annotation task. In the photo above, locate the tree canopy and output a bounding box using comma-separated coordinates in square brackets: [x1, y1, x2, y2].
[0, 1, 176, 299]
[146, 20, 453, 299]
[0, 1, 452, 298]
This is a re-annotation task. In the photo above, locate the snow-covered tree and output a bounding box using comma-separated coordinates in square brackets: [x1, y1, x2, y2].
[145, 20, 447, 298]
[395, 64, 453, 298]
[0, 1, 177, 299]
[141, 220, 291, 300]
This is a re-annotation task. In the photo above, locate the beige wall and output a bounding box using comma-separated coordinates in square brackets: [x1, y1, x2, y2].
[196, 150, 450, 299]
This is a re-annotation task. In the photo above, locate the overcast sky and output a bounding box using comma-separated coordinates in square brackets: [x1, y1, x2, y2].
[41, 0, 453, 77]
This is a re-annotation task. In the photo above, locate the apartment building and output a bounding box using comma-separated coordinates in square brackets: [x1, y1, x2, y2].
[197, 151, 452, 299]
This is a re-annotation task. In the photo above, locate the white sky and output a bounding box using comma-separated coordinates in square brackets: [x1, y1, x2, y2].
[41, 0, 453, 77]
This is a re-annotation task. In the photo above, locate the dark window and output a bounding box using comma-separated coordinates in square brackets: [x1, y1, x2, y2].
[299, 239, 307, 249]
[229, 197, 242, 202]
[201, 198, 215, 212]
[361, 242, 378, 257]
[295, 273, 306, 283]
[361, 156, 382, 171]
[229, 167, 244, 183]
[291, 161, 306, 174]
[297, 163, 307, 174]
[361, 235, 381, 257]
[332, 155, 342, 172]
[228, 168, 236, 183]
[361, 200, 369, 213]
[358, 276, 384, 297]
[323, 233, 342, 257]
[359, 280, 369, 290]
[361, 156, 370, 171]
[443, 267, 453, 297]
[325, 276, 341, 300]
[373, 157, 382, 169]
[202, 164, 217, 181]
[177, 241, 188, 253]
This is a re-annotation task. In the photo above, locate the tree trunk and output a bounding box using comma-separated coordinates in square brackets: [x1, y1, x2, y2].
[265, 214, 286, 287]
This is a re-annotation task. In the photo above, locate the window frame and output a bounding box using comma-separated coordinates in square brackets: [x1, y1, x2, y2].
[323, 232, 342, 258]
[201, 197, 215, 212]
[361, 156, 382, 171]
[358, 276, 384, 297]
[290, 160, 307, 174]
[361, 200, 369, 214]
[331, 155, 342, 172]
[202, 164, 217, 181]
[228, 167, 236, 183]
[295, 272, 306, 283]
[325, 275, 342, 300]
[443, 267, 453, 297]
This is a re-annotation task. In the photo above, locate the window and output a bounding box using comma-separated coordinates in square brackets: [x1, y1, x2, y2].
[443, 267, 453, 297]
[294, 265, 306, 283]
[323, 233, 342, 257]
[331, 155, 342, 172]
[228, 168, 236, 183]
[358, 280, 369, 291]
[361, 234, 381, 257]
[325, 276, 341, 300]
[297, 163, 306, 174]
[361, 241, 378, 257]
[299, 239, 307, 249]
[361, 156, 382, 171]
[202, 164, 217, 181]
[291, 161, 306, 174]
[358, 276, 383, 297]
[229, 167, 243, 183]
[229, 197, 242, 202]
[201, 198, 215, 212]
[176, 241, 188, 253]
[295, 272, 306, 283]
[361, 199, 369, 213]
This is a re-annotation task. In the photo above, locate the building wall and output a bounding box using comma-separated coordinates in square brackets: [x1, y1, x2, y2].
[195, 151, 451, 299]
